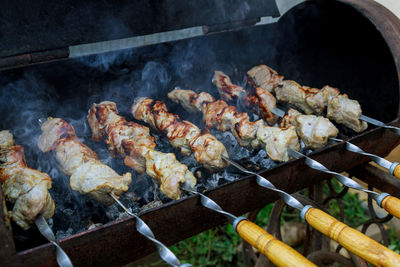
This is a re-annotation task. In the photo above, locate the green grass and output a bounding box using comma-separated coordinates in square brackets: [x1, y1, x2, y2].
[169, 179, 396, 266]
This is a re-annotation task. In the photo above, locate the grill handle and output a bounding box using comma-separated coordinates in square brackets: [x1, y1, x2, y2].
[380, 195, 400, 219]
[304, 207, 400, 266]
[236, 220, 317, 267]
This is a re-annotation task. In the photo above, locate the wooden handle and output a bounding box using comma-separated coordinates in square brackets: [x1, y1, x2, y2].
[236, 220, 316, 267]
[304, 207, 400, 267]
[381, 195, 400, 219]
[392, 164, 400, 179]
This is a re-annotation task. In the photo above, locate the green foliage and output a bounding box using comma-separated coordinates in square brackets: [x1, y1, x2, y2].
[388, 229, 400, 253]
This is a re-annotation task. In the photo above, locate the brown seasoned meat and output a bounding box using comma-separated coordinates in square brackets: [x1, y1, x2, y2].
[247, 65, 284, 93]
[132, 97, 229, 171]
[280, 109, 338, 149]
[212, 71, 245, 101]
[169, 89, 300, 162]
[38, 118, 132, 205]
[87, 101, 196, 200]
[0, 130, 55, 229]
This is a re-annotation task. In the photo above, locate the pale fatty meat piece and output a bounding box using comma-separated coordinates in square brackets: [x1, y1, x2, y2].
[0, 130, 55, 229]
[38, 118, 131, 205]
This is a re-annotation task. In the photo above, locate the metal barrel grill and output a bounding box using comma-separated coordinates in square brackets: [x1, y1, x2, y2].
[1, 0, 400, 266]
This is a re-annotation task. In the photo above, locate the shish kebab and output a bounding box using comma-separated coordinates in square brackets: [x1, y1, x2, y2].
[38, 118, 188, 267]
[0, 130, 73, 267]
[87, 101, 196, 200]
[143, 90, 400, 265]
[131, 97, 230, 171]
[211, 70, 400, 219]
[168, 77, 400, 264]
[88, 101, 315, 265]
[216, 68, 400, 178]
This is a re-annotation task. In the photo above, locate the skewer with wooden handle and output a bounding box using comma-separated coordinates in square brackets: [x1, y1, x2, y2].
[183, 189, 316, 267]
[329, 137, 400, 179]
[223, 156, 400, 266]
[288, 148, 400, 221]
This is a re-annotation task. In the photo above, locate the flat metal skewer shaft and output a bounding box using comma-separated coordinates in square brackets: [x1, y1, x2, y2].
[110, 194, 190, 267]
[35, 215, 74, 267]
[330, 137, 400, 177]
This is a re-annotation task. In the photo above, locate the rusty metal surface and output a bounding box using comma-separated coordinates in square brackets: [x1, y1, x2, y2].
[349, 164, 400, 198]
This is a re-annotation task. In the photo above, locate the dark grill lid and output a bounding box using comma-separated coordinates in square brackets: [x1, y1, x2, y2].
[0, 0, 279, 58]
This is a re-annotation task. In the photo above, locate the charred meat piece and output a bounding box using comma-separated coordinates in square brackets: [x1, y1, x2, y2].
[131, 97, 229, 171]
[169, 89, 300, 162]
[213, 71, 279, 126]
[212, 71, 245, 101]
[247, 65, 284, 93]
[280, 108, 338, 149]
[0, 130, 55, 229]
[88, 101, 196, 200]
[38, 118, 132, 205]
[327, 94, 368, 133]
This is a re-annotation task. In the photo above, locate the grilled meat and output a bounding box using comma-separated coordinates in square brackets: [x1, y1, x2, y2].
[280, 109, 338, 149]
[38, 118, 131, 205]
[0, 130, 54, 229]
[327, 94, 368, 132]
[88, 101, 196, 200]
[213, 71, 339, 149]
[247, 65, 367, 133]
[169, 89, 300, 162]
[275, 81, 320, 115]
[213, 70, 279, 126]
[131, 97, 229, 171]
[247, 65, 284, 93]
[212, 71, 245, 101]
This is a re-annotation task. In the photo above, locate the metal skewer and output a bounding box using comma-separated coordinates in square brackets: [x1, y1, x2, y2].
[359, 115, 400, 135]
[329, 137, 400, 178]
[35, 215, 74, 267]
[287, 148, 400, 220]
[222, 155, 400, 266]
[110, 194, 190, 267]
[182, 187, 316, 267]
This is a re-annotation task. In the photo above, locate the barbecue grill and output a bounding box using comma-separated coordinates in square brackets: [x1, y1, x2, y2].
[1, 0, 400, 266]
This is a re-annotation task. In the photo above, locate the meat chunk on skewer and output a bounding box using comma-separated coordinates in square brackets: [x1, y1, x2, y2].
[0, 130, 55, 229]
[212, 71, 245, 101]
[274, 81, 319, 115]
[87, 101, 196, 199]
[132, 97, 229, 171]
[212, 71, 279, 126]
[38, 118, 132, 205]
[169, 89, 300, 162]
[247, 64, 366, 133]
[327, 94, 368, 133]
[280, 109, 339, 149]
[247, 65, 284, 93]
